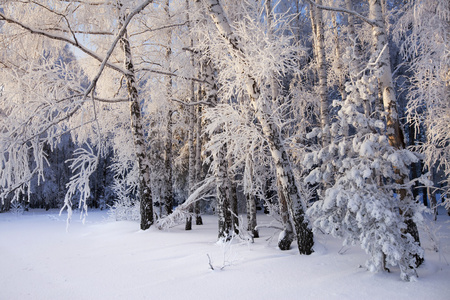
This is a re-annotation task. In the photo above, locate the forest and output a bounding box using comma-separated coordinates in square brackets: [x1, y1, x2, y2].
[0, 0, 449, 283]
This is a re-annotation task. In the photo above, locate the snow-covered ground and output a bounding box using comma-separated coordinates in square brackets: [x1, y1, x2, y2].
[1, 208, 449, 300]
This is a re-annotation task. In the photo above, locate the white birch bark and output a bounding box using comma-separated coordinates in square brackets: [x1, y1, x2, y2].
[164, 108, 174, 216]
[214, 143, 232, 239]
[332, 13, 346, 100]
[227, 151, 239, 234]
[163, 0, 174, 217]
[246, 193, 258, 238]
[369, 0, 404, 149]
[186, 0, 196, 230]
[312, 0, 330, 146]
[244, 153, 258, 237]
[186, 101, 195, 230]
[265, 0, 291, 241]
[345, 0, 360, 80]
[194, 104, 203, 225]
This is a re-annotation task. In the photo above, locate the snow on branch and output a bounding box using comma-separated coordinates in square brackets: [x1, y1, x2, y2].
[137, 68, 206, 84]
[0, 0, 155, 80]
[0, 12, 128, 76]
[171, 97, 214, 107]
[156, 177, 216, 230]
[82, 0, 155, 99]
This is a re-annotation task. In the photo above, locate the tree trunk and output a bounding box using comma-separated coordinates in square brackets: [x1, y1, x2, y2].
[185, 0, 195, 230]
[332, 13, 346, 100]
[117, 11, 154, 228]
[195, 104, 203, 225]
[246, 193, 259, 238]
[428, 168, 437, 221]
[227, 153, 239, 234]
[345, 0, 361, 81]
[277, 178, 294, 250]
[214, 143, 232, 239]
[369, 0, 422, 266]
[163, 0, 174, 217]
[311, 0, 330, 146]
[408, 122, 422, 206]
[164, 110, 174, 216]
[370, 0, 404, 149]
[116, 3, 154, 231]
[185, 102, 195, 231]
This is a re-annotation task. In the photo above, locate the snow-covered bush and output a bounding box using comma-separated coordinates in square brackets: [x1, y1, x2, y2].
[304, 74, 424, 281]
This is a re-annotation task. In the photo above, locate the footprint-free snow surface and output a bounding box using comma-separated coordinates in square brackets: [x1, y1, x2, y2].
[1, 208, 449, 299]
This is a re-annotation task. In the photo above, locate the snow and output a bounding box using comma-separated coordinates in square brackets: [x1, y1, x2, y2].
[1, 209, 450, 300]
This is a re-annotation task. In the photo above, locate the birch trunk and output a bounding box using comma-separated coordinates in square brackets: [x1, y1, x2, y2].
[227, 152, 239, 234]
[214, 143, 232, 239]
[198, 0, 313, 253]
[186, 0, 195, 230]
[312, 0, 330, 146]
[246, 193, 258, 238]
[266, 0, 293, 243]
[265, 0, 279, 102]
[370, 0, 404, 148]
[194, 104, 203, 225]
[244, 155, 258, 237]
[345, 0, 360, 79]
[186, 102, 195, 230]
[120, 30, 153, 230]
[332, 13, 346, 100]
[427, 165, 437, 221]
[369, 0, 422, 266]
[164, 109, 174, 216]
[163, 0, 174, 217]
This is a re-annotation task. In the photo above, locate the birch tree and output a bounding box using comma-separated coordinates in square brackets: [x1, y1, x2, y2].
[194, 0, 314, 254]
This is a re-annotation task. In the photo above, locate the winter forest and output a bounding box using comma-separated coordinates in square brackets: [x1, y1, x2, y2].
[1, 0, 450, 296]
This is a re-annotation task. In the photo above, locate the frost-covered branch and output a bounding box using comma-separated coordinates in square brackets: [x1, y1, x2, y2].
[304, 0, 378, 27]
[138, 68, 206, 84]
[171, 98, 214, 107]
[156, 177, 215, 230]
[0, 12, 129, 75]
[82, 0, 155, 98]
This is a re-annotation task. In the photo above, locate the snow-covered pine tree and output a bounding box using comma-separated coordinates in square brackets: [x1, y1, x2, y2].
[305, 71, 424, 281]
